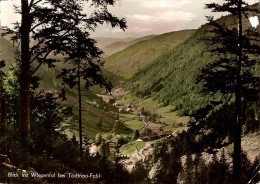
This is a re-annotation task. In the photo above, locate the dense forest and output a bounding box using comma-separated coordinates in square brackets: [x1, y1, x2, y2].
[0, 0, 259, 184]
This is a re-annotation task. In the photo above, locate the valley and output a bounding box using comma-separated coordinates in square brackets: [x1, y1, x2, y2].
[1, 25, 259, 161]
[0, 3, 259, 182]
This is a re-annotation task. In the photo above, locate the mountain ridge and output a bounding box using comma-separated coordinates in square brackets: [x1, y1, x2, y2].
[104, 29, 196, 79]
[101, 35, 156, 56]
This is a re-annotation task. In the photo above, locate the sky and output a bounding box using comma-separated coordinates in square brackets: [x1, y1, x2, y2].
[0, 0, 259, 38]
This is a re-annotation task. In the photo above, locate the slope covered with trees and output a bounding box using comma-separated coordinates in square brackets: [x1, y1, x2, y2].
[127, 7, 260, 116]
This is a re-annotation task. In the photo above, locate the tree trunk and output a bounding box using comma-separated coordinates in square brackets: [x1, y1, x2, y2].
[0, 84, 7, 152]
[233, 0, 243, 181]
[77, 60, 83, 162]
[0, 79, 6, 137]
[20, 0, 31, 141]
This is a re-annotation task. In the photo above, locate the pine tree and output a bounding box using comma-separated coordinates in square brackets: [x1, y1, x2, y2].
[3, 0, 127, 143]
[192, 1, 260, 181]
[0, 59, 6, 153]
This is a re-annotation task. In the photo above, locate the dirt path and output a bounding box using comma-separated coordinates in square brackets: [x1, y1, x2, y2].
[139, 120, 148, 134]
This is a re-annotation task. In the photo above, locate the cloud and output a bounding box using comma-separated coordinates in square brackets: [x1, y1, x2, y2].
[129, 27, 153, 33]
[120, 0, 196, 36]
[247, 0, 260, 4]
[125, 0, 193, 9]
[155, 11, 195, 22]
[0, 0, 20, 28]
[143, 0, 192, 9]
[130, 15, 154, 22]
[127, 11, 195, 23]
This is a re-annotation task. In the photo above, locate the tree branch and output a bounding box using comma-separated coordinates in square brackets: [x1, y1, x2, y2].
[30, 50, 52, 76]
[29, 38, 46, 62]
[29, 0, 42, 11]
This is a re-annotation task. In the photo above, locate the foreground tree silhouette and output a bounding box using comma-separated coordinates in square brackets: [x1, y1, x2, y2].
[194, 1, 260, 181]
[4, 0, 126, 142]
[0, 59, 6, 154]
[58, 29, 113, 161]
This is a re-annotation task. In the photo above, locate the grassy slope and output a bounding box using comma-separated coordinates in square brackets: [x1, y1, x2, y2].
[119, 141, 146, 156]
[120, 113, 144, 131]
[117, 93, 190, 132]
[104, 30, 196, 79]
[127, 12, 260, 116]
[66, 105, 131, 140]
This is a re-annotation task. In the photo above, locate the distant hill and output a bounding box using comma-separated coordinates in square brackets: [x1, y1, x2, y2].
[95, 36, 157, 57]
[103, 30, 196, 79]
[101, 35, 156, 56]
[127, 6, 260, 116]
[95, 37, 136, 49]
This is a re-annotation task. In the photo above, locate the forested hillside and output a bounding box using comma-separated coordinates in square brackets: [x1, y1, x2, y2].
[104, 30, 195, 79]
[127, 13, 260, 116]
